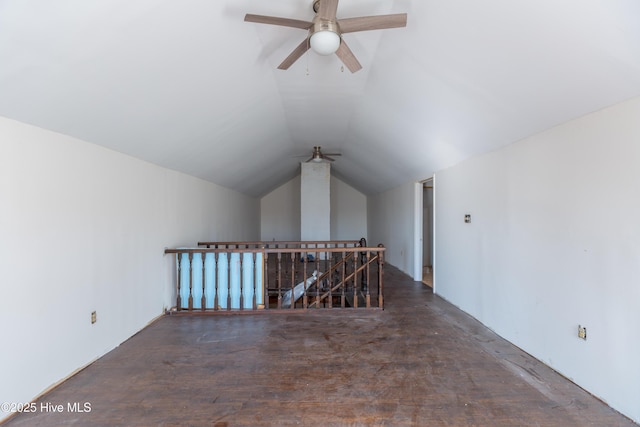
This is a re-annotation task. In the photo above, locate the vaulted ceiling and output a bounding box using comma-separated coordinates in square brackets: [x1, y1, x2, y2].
[1, 0, 640, 197]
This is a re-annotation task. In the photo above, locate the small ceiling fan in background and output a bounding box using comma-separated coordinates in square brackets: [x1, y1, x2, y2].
[245, 0, 407, 73]
[299, 146, 342, 162]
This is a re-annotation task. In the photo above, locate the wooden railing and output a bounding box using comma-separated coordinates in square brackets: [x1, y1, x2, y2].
[164, 239, 385, 313]
[198, 239, 365, 250]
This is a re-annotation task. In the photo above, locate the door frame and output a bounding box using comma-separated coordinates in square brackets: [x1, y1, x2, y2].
[413, 176, 436, 292]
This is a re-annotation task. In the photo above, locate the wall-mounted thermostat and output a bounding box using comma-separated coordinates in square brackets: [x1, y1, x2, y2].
[464, 214, 471, 223]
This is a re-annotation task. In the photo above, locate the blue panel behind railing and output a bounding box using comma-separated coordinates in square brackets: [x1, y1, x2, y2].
[178, 252, 263, 310]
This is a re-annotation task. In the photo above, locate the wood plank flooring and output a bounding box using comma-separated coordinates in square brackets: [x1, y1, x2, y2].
[3, 265, 636, 426]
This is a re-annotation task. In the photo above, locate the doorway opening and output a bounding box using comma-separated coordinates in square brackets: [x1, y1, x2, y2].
[422, 178, 434, 288]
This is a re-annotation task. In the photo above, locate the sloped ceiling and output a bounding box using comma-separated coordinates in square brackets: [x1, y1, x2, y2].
[1, 0, 640, 197]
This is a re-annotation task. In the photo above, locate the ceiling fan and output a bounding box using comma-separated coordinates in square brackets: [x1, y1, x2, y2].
[244, 0, 407, 73]
[302, 146, 341, 162]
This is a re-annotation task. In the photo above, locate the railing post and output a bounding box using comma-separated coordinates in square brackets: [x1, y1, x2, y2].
[227, 252, 232, 311]
[377, 244, 385, 309]
[252, 252, 258, 310]
[352, 250, 358, 308]
[327, 249, 333, 309]
[315, 249, 321, 308]
[263, 251, 269, 310]
[214, 252, 219, 311]
[359, 237, 367, 292]
[302, 251, 308, 309]
[176, 252, 182, 311]
[341, 251, 346, 308]
[239, 252, 244, 311]
[277, 252, 282, 309]
[365, 251, 371, 308]
[353, 253, 358, 308]
[188, 252, 194, 311]
[201, 252, 206, 311]
[290, 251, 296, 309]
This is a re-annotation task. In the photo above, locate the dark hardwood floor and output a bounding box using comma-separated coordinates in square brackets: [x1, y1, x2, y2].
[3, 265, 636, 426]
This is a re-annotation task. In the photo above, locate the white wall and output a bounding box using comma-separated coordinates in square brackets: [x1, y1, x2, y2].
[435, 97, 640, 423]
[0, 117, 259, 421]
[260, 174, 367, 242]
[367, 181, 417, 275]
[330, 176, 367, 241]
[260, 175, 301, 241]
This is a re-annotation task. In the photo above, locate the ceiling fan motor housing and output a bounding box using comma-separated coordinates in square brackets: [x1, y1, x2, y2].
[312, 146, 325, 161]
[310, 18, 341, 55]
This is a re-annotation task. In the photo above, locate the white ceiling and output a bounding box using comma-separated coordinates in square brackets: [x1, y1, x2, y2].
[1, 0, 640, 197]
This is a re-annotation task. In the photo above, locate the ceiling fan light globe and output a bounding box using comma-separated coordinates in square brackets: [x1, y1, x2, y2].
[310, 30, 340, 55]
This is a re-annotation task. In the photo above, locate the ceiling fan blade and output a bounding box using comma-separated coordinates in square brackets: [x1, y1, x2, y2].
[304, 156, 314, 162]
[322, 155, 336, 162]
[318, 0, 339, 21]
[278, 38, 311, 70]
[244, 14, 313, 30]
[323, 153, 341, 157]
[335, 40, 362, 73]
[338, 13, 407, 34]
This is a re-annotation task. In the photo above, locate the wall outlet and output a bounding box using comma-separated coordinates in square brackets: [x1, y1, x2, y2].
[578, 325, 587, 340]
[464, 214, 471, 223]
[91, 311, 97, 324]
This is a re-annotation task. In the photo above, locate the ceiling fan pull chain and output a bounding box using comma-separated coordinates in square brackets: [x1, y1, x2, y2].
[306, 34, 311, 76]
